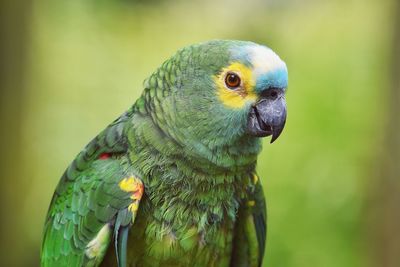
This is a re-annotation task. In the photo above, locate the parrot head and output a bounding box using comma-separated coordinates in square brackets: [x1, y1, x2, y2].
[141, 40, 288, 150]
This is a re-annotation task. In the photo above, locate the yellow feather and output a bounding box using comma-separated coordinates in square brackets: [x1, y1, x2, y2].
[214, 62, 257, 108]
[85, 224, 111, 259]
[119, 176, 141, 192]
[252, 173, 259, 185]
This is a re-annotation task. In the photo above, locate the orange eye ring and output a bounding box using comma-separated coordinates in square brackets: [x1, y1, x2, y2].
[225, 72, 241, 89]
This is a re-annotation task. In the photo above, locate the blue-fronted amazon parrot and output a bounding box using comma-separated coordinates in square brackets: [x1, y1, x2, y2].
[41, 40, 288, 267]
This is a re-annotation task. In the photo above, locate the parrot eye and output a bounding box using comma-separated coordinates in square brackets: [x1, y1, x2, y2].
[225, 72, 241, 89]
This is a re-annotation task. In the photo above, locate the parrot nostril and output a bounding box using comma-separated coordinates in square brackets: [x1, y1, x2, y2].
[261, 88, 280, 100]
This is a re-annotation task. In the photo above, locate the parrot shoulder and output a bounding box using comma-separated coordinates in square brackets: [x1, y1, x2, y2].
[41, 108, 145, 267]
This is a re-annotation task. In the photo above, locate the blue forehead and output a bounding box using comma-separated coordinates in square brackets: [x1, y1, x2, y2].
[255, 68, 288, 93]
[230, 43, 288, 93]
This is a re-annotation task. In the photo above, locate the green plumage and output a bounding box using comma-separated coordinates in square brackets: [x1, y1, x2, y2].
[41, 40, 288, 267]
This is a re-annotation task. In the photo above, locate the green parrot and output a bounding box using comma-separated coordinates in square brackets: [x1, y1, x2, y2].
[41, 40, 288, 267]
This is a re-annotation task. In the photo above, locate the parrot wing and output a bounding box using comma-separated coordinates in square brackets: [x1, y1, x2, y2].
[41, 110, 143, 267]
[231, 173, 267, 267]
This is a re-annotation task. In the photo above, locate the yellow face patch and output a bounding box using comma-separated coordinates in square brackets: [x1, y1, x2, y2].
[214, 62, 257, 109]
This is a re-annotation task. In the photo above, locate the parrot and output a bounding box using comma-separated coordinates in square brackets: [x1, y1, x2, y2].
[41, 40, 288, 267]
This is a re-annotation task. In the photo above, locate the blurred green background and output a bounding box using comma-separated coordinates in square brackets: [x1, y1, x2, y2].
[1, 0, 399, 266]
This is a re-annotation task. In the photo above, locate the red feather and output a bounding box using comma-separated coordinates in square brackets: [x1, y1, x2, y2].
[99, 153, 111, 160]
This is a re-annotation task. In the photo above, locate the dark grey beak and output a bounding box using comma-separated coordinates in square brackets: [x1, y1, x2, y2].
[247, 92, 287, 143]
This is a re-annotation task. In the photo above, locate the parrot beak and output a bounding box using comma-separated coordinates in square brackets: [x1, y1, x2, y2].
[246, 93, 287, 143]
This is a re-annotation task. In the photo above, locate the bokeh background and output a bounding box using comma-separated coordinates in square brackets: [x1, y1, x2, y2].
[1, 0, 399, 266]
